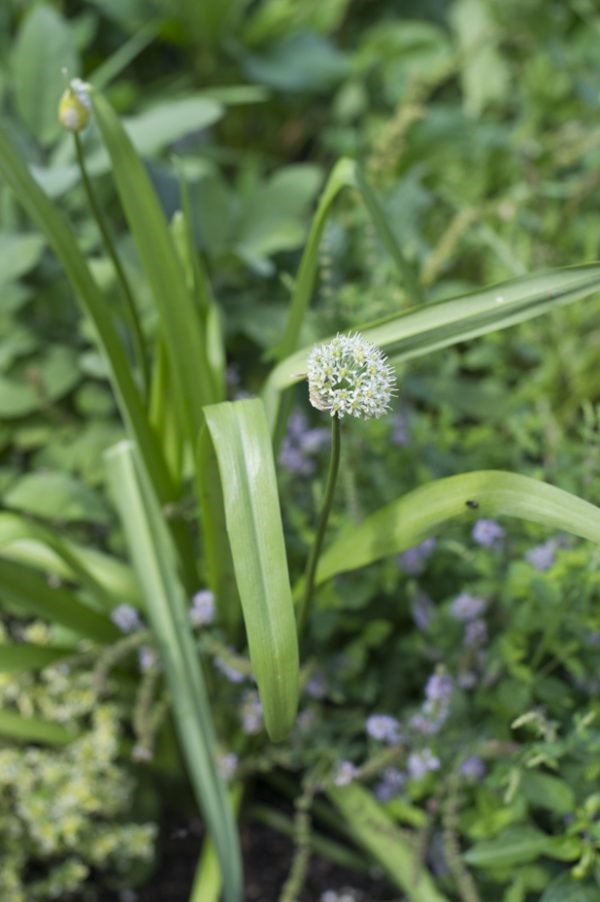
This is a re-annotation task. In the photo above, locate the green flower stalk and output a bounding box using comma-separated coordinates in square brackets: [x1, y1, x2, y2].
[298, 333, 397, 630]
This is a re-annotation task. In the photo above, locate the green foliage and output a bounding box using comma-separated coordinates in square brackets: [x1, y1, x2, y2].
[2, 0, 600, 899]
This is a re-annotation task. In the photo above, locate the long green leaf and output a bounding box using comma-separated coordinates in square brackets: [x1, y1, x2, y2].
[0, 709, 76, 745]
[264, 263, 600, 427]
[0, 558, 119, 643]
[0, 643, 71, 673]
[270, 158, 416, 364]
[328, 783, 448, 901]
[0, 124, 196, 589]
[92, 91, 217, 447]
[310, 470, 600, 588]
[106, 441, 242, 902]
[201, 399, 299, 741]
[0, 512, 139, 606]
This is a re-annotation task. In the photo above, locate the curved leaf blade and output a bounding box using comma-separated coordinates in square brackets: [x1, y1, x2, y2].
[312, 470, 600, 587]
[202, 399, 299, 741]
[264, 264, 600, 426]
[329, 783, 448, 901]
[106, 441, 243, 902]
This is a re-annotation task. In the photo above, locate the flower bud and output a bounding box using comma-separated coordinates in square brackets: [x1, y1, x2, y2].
[58, 78, 92, 132]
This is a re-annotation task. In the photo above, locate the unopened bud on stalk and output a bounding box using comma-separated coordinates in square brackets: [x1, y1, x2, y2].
[58, 77, 92, 132]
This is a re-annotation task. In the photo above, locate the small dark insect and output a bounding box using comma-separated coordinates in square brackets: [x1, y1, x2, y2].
[465, 499, 479, 509]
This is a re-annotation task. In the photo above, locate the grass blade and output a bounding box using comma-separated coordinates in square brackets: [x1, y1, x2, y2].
[202, 399, 299, 741]
[0, 123, 196, 588]
[328, 783, 448, 901]
[0, 643, 72, 673]
[0, 558, 119, 643]
[106, 440, 243, 902]
[0, 709, 76, 745]
[310, 470, 600, 588]
[264, 263, 600, 427]
[92, 91, 217, 447]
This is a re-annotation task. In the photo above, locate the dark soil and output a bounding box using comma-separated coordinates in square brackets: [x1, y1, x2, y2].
[132, 807, 399, 902]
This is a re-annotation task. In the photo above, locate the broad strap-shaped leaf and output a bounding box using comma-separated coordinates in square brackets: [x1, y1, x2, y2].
[0, 512, 140, 608]
[264, 264, 600, 428]
[0, 709, 76, 745]
[92, 91, 219, 448]
[270, 158, 417, 364]
[106, 441, 243, 902]
[311, 470, 600, 588]
[201, 399, 299, 741]
[328, 783, 448, 901]
[0, 122, 196, 589]
[0, 557, 119, 643]
[0, 643, 72, 673]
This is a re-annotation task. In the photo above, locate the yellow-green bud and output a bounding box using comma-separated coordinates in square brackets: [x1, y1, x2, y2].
[58, 78, 92, 132]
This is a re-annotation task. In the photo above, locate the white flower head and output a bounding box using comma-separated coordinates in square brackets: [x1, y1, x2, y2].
[58, 77, 92, 133]
[307, 332, 397, 419]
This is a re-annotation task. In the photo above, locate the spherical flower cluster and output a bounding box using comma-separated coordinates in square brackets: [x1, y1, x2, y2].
[450, 592, 486, 622]
[110, 604, 143, 634]
[58, 78, 92, 133]
[365, 713, 401, 744]
[307, 333, 397, 419]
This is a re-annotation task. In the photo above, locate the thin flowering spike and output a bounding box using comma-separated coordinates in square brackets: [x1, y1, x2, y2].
[307, 333, 397, 420]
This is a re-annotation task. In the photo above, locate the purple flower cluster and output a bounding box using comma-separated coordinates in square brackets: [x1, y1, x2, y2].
[278, 410, 329, 475]
[451, 592, 486, 622]
[110, 604, 143, 634]
[459, 756, 486, 781]
[464, 619, 488, 648]
[410, 592, 435, 631]
[525, 539, 557, 571]
[305, 671, 327, 700]
[411, 669, 453, 735]
[374, 766, 406, 802]
[214, 653, 246, 684]
[472, 518, 505, 550]
[398, 538, 437, 576]
[365, 714, 402, 744]
[189, 589, 216, 626]
[407, 748, 440, 781]
[240, 690, 263, 735]
[217, 751, 238, 781]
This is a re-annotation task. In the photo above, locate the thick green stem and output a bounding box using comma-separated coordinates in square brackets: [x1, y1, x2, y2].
[298, 415, 341, 632]
[73, 131, 149, 395]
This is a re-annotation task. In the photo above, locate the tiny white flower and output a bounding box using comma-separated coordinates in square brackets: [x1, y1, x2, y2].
[307, 333, 397, 419]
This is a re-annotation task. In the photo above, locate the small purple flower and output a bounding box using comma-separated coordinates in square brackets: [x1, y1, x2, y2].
[240, 690, 263, 735]
[472, 519, 505, 550]
[459, 756, 486, 781]
[334, 760, 358, 787]
[278, 410, 329, 475]
[525, 539, 557, 571]
[305, 672, 327, 699]
[214, 653, 246, 684]
[411, 592, 435, 631]
[407, 748, 440, 781]
[138, 646, 158, 672]
[398, 538, 436, 576]
[111, 604, 143, 634]
[451, 592, 486, 622]
[425, 671, 453, 704]
[464, 618, 488, 647]
[365, 714, 401, 744]
[190, 589, 216, 626]
[457, 671, 477, 689]
[217, 751, 238, 781]
[391, 411, 411, 447]
[374, 767, 406, 802]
